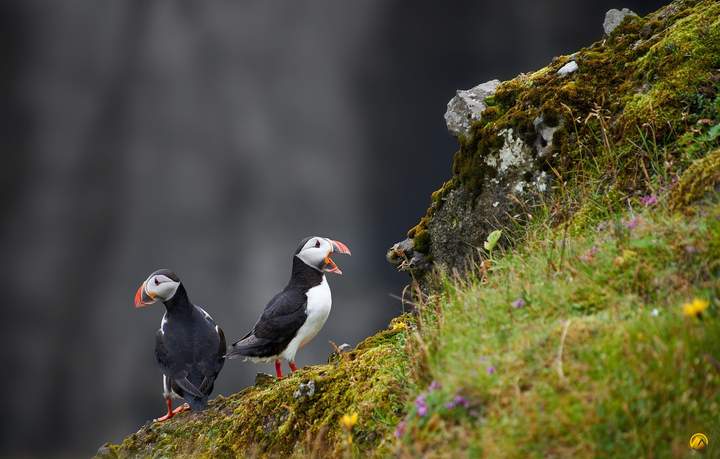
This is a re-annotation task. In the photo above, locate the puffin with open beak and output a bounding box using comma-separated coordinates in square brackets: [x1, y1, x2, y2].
[134, 269, 226, 422]
[226, 237, 351, 378]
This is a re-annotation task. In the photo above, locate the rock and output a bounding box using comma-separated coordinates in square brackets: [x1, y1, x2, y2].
[603, 8, 638, 35]
[445, 79, 501, 137]
[386, 238, 414, 265]
[293, 380, 316, 399]
[391, 114, 561, 271]
[533, 116, 562, 158]
[96, 443, 114, 459]
[386, 237, 430, 272]
[557, 60, 578, 76]
[255, 372, 275, 387]
[425, 126, 554, 270]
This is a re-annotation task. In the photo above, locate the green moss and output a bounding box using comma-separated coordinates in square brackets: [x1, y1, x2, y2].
[97, 318, 413, 459]
[670, 148, 720, 209]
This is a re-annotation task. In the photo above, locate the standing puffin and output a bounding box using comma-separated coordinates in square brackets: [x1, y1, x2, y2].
[227, 236, 351, 378]
[134, 269, 226, 422]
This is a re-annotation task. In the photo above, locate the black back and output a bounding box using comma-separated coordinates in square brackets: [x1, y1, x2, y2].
[154, 284, 225, 411]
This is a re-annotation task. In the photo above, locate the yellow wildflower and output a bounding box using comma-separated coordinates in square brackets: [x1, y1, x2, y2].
[341, 412, 358, 430]
[391, 321, 408, 332]
[682, 298, 710, 318]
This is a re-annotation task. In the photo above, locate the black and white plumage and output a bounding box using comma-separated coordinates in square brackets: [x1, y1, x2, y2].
[134, 269, 226, 421]
[226, 237, 350, 378]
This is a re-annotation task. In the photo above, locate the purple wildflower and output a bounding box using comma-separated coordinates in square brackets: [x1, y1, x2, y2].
[394, 420, 406, 438]
[640, 194, 658, 207]
[512, 298, 526, 309]
[624, 216, 640, 230]
[429, 380, 441, 391]
[486, 366, 496, 375]
[452, 395, 469, 409]
[415, 395, 428, 417]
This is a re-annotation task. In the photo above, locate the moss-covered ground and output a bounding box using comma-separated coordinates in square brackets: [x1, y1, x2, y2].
[97, 324, 411, 458]
[99, 0, 720, 457]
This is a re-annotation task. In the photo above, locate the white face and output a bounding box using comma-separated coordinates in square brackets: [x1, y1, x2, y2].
[143, 273, 180, 303]
[296, 237, 334, 271]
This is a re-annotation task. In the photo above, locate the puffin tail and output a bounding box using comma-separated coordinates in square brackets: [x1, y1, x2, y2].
[226, 334, 267, 359]
[185, 395, 209, 412]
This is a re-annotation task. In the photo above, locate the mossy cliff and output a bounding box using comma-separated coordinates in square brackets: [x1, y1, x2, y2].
[99, 1, 720, 457]
[97, 320, 411, 458]
[388, 0, 720, 273]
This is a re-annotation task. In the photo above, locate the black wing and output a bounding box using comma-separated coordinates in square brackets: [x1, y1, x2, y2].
[227, 288, 307, 358]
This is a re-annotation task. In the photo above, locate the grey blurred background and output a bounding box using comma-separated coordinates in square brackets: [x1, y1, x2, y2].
[0, 1, 665, 456]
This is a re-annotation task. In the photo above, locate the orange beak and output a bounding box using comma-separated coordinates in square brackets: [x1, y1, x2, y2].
[323, 239, 351, 275]
[134, 281, 156, 308]
[329, 239, 351, 255]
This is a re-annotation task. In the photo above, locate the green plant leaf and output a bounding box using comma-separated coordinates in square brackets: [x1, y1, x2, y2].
[707, 123, 720, 141]
[484, 229, 503, 252]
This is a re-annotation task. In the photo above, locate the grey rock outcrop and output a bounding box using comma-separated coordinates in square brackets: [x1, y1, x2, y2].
[557, 60, 578, 76]
[424, 127, 553, 269]
[444, 79, 501, 137]
[391, 81, 564, 272]
[603, 8, 638, 35]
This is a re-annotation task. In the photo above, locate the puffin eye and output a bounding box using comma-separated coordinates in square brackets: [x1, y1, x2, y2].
[154, 278, 160, 286]
[315, 240, 321, 248]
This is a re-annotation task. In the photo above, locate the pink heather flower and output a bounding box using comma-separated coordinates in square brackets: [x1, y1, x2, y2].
[486, 366, 496, 375]
[445, 395, 470, 410]
[640, 194, 658, 206]
[624, 216, 640, 230]
[512, 298, 526, 308]
[394, 420, 406, 438]
[415, 395, 428, 417]
[429, 380, 441, 391]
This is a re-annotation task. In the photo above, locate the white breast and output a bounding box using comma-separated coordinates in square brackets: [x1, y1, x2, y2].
[281, 276, 332, 362]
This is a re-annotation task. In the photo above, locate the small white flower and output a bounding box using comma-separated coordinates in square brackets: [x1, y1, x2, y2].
[651, 308, 660, 317]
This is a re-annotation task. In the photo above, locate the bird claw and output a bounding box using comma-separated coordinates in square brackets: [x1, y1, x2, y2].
[153, 399, 191, 422]
[153, 412, 174, 422]
[172, 403, 190, 415]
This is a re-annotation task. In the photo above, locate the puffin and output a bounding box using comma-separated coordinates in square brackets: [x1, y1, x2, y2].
[226, 236, 351, 378]
[134, 269, 226, 422]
